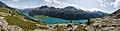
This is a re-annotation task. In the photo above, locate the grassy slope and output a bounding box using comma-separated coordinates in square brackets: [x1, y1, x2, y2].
[0, 7, 10, 13]
[0, 7, 38, 30]
[4, 16, 36, 30]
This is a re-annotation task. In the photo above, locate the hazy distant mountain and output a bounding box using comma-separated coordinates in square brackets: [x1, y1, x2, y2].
[24, 5, 108, 20]
[63, 6, 78, 10]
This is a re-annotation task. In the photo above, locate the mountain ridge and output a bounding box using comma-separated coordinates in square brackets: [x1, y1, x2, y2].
[22, 5, 108, 20]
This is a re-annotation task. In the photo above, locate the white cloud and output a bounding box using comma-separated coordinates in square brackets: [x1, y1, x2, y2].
[88, 8, 108, 13]
[97, 0, 104, 3]
[100, 4, 106, 7]
[12, 0, 19, 2]
[105, 2, 114, 6]
[91, 8, 108, 13]
[44, 0, 52, 4]
[8, 5, 40, 9]
[114, 0, 120, 9]
[43, 0, 80, 8]
[75, 7, 110, 13]
[110, 2, 115, 6]
[97, 0, 107, 7]
[97, 0, 115, 7]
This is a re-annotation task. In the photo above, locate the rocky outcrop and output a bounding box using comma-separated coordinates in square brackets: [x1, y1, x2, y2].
[0, 16, 24, 31]
[0, 17, 8, 30]
[85, 14, 120, 31]
[7, 25, 23, 31]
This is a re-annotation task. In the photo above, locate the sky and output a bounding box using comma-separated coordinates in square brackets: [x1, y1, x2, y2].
[0, 0, 120, 13]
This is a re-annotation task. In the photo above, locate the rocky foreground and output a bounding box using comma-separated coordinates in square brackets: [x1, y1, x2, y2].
[85, 16, 120, 31]
[0, 9, 120, 31]
[0, 16, 23, 31]
[0, 16, 85, 31]
[1, 15, 120, 31]
[0, 10, 120, 31]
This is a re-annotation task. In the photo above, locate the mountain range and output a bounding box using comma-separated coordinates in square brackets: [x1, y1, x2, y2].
[23, 5, 108, 20]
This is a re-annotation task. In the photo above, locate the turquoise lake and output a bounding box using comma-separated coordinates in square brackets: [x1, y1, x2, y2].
[23, 13, 88, 24]
[41, 17, 88, 24]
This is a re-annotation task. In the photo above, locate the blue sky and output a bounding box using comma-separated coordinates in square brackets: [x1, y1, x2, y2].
[0, 0, 120, 13]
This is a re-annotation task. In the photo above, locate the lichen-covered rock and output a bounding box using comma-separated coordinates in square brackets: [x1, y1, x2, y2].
[0, 17, 8, 30]
[7, 25, 24, 31]
[85, 26, 96, 31]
